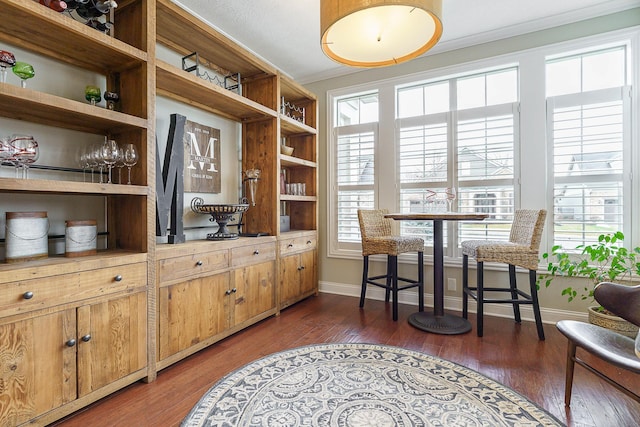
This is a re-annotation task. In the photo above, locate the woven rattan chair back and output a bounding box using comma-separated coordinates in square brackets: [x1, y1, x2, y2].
[358, 209, 392, 240]
[509, 209, 547, 250]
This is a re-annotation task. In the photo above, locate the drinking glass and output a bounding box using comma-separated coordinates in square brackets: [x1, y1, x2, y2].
[12, 62, 35, 88]
[115, 147, 125, 184]
[101, 139, 119, 183]
[0, 50, 16, 83]
[445, 187, 457, 212]
[10, 134, 38, 178]
[0, 136, 16, 175]
[123, 143, 138, 185]
[85, 85, 101, 105]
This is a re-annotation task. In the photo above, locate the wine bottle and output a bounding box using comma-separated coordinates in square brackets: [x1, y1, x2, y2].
[39, 0, 68, 12]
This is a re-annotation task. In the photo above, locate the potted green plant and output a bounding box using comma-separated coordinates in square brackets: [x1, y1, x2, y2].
[538, 231, 640, 337]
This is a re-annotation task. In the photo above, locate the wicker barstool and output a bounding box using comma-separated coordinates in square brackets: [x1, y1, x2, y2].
[461, 209, 547, 339]
[357, 209, 424, 321]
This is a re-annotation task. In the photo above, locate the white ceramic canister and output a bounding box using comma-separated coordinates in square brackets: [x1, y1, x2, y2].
[65, 219, 97, 257]
[5, 211, 49, 263]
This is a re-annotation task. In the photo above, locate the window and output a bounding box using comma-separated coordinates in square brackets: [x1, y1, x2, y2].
[327, 30, 638, 262]
[546, 45, 632, 249]
[396, 68, 519, 250]
[334, 93, 379, 244]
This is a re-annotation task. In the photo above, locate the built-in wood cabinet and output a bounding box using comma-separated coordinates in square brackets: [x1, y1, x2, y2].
[156, 238, 276, 370]
[1, 0, 316, 423]
[0, 0, 154, 424]
[0, 256, 148, 426]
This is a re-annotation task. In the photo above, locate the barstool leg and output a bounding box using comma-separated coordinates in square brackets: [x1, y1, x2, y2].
[509, 264, 521, 323]
[390, 255, 399, 321]
[385, 256, 392, 303]
[360, 256, 369, 308]
[418, 251, 424, 312]
[529, 269, 545, 340]
[462, 254, 469, 319]
[476, 261, 484, 337]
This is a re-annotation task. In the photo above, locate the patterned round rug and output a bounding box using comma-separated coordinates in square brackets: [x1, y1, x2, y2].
[182, 343, 563, 427]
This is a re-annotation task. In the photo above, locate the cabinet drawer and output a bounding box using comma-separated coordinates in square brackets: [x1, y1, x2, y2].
[231, 242, 276, 267]
[158, 250, 229, 284]
[0, 262, 146, 317]
[279, 236, 317, 256]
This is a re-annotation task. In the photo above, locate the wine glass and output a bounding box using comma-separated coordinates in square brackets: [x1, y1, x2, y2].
[0, 50, 16, 84]
[115, 147, 125, 184]
[85, 85, 101, 105]
[445, 187, 457, 212]
[10, 134, 38, 179]
[0, 136, 16, 175]
[104, 91, 120, 110]
[123, 143, 138, 185]
[101, 139, 119, 183]
[12, 62, 35, 88]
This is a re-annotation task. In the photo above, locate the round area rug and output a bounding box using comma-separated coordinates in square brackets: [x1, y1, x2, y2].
[182, 343, 563, 427]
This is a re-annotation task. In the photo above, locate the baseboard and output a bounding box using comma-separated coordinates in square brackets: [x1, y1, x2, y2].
[318, 280, 588, 324]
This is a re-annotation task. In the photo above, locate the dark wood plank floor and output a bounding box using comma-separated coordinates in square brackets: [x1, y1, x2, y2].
[52, 293, 640, 427]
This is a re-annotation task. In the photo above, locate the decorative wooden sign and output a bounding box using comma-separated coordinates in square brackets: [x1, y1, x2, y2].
[183, 119, 221, 193]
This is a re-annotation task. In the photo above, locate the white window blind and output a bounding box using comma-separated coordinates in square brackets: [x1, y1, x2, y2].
[457, 104, 518, 245]
[336, 125, 377, 242]
[546, 87, 629, 248]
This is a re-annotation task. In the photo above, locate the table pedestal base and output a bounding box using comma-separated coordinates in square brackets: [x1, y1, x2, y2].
[408, 312, 472, 335]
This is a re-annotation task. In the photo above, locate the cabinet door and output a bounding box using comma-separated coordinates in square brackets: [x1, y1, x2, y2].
[279, 254, 301, 305]
[300, 249, 317, 296]
[158, 273, 229, 361]
[232, 261, 275, 325]
[76, 291, 147, 397]
[0, 309, 76, 426]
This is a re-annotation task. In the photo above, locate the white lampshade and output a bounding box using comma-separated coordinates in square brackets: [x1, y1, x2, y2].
[321, 0, 443, 67]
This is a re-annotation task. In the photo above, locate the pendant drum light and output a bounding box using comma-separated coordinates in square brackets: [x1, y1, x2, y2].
[321, 0, 442, 67]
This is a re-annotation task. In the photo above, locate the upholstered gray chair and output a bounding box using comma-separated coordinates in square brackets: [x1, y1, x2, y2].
[556, 282, 640, 406]
[357, 209, 424, 321]
[461, 209, 547, 339]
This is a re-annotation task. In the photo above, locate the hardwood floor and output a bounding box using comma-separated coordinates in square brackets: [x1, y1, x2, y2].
[52, 293, 639, 427]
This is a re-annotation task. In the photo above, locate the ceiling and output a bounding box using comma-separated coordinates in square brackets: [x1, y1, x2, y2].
[174, 0, 638, 84]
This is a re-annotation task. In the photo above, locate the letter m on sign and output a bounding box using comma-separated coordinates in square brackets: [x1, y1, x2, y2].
[156, 114, 186, 244]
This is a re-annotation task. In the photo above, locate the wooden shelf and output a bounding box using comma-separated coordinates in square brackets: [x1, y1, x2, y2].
[0, 177, 149, 196]
[0, 0, 147, 73]
[156, 60, 277, 122]
[280, 74, 316, 103]
[280, 195, 317, 202]
[280, 114, 317, 135]
[0, 83, 148, 134]
[156, 0, 277, 80]
[280, 155, 317, 168]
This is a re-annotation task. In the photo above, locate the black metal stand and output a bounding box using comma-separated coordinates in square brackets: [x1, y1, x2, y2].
[408, 219, 472, 335]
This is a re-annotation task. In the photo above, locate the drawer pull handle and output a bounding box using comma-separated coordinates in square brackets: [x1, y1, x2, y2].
[253, 250, 259, 255]
[300, 266, 306, 270]
[66, 339, 76, 347]
[225, 289, 232, 295]
[23, 291, 34, 300]
[232, 288, 237, 293]
[307, 240, 312, 244]
[81, 334, 92, 342]
[196, 260, 203, 266]
[288, 243, 294, 248]
[114, 275, 123, 282]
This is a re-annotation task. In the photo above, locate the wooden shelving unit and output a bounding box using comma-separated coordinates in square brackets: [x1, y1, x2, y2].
[0, 0, 317, 424]
[0, 0, 155, 425]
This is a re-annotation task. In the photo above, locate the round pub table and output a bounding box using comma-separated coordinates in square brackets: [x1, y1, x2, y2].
[384, 212, 488, 335]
